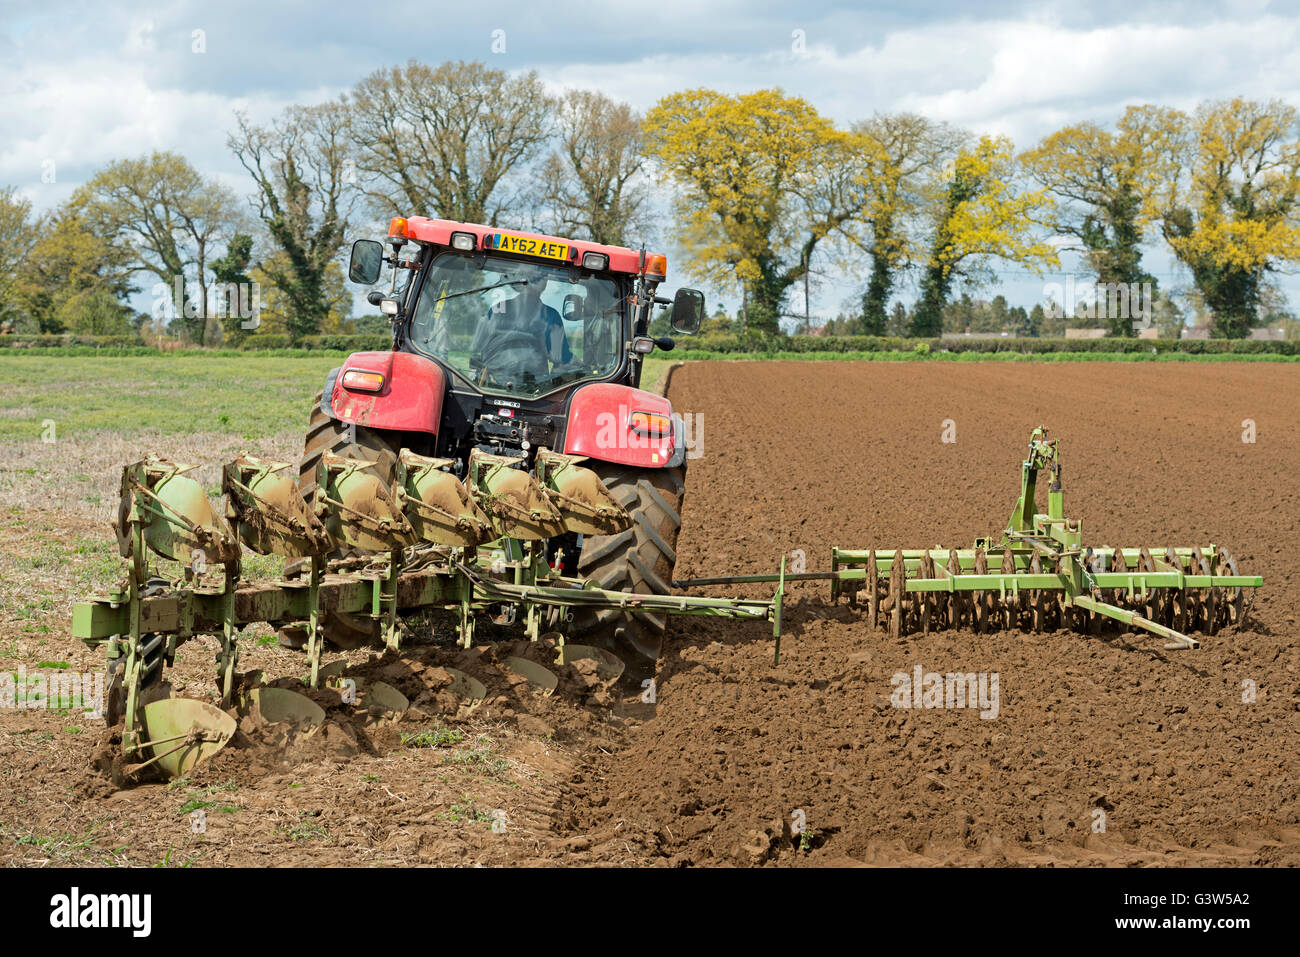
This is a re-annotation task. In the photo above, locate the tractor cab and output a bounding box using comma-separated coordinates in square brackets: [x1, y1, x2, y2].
[346, 217, 703, 465]
[410, 248, 621, 397]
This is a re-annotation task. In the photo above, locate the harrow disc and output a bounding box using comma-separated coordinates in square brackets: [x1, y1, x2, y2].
[555, 643, 625, 682]
[1105, 547, 1128, 632]
[505, 656, 558, 695]
[1217, 547, 1245, 626]
[917, 553, 936, 634]
[246, 687, 326, 729]
[1138, 548, 1165, 626]
[364, 681, 409, 717]
[1056, 556, 1083, 631]
[444, 668, 488, 703]
[866, 551, 880, 630]
[887, 551, 905, 640]
[1166, 547, 1189, 633]
[972, 547, 991, 633]
[1191, 547, 1217, 635]
[130, 698, 236, 781]
[1028, 553, 1049, 632]
[946, 548, 966, 630]
[999, 548, 1018, 630]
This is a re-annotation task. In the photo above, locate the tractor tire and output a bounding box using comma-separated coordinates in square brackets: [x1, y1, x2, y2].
[298, 391, 399, 502]
[569, 463, 686, 681]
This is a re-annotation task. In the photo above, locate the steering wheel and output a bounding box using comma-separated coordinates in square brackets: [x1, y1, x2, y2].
[474, 329, 548, 380]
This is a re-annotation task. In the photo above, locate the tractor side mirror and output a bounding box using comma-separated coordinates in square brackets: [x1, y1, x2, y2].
[348, 239, 384, 285]
[670, 288, 704, 335]
[562, 293, 584, 321]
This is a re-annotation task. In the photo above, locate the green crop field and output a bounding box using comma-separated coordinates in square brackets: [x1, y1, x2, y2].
[0, 355, 674, 445]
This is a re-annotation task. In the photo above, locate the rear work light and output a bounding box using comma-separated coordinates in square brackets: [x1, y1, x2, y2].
[450, 231, 476, 251]
[581, 251, 609, 271]
[341, 369, 385, 393]
[630, 411, 671, 437]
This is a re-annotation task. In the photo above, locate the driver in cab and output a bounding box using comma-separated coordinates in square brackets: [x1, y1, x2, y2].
[470, 278, 571, 385]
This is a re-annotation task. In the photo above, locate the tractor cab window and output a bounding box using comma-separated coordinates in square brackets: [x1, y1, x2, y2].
[409, 251, 624, 398]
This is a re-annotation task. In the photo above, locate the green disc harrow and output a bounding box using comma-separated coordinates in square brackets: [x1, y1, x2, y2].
[675, 427, 1262, 658]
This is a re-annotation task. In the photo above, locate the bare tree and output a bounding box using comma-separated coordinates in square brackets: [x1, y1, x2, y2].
[349, 60, 553, 225]
[540, 90, 650, 244]
[229, 100, 356, 341]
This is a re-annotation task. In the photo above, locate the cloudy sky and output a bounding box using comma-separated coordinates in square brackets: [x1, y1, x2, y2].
[5, 0, 1300, 317]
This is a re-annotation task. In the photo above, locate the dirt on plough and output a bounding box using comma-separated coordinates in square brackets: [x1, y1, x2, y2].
[2, 361, 1298, 866]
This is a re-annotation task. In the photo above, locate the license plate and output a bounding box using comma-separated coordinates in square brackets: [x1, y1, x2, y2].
[488, 232, 570, 262]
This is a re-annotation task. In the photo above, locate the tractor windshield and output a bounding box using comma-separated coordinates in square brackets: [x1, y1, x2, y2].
[408, 251, 625, 399]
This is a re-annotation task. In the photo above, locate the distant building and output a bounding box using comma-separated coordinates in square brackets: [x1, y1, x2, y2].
[1177, 325, 1285, 340]
[1064, 328, 1107, 339]
[1248, 327, 1286, 341]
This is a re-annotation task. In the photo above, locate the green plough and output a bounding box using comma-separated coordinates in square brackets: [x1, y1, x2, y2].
[73, 448, 779, 778]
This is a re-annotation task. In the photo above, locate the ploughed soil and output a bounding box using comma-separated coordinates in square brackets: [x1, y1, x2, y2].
[2, 361, 1298, 866]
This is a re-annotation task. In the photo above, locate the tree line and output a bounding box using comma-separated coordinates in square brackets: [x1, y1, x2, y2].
[2, 60, 1298, 343]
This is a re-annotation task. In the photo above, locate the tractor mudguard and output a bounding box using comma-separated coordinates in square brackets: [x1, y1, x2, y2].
[564, 382, 676, 469]
[320, 367, 341, 417]
[328, 351, 444, 435]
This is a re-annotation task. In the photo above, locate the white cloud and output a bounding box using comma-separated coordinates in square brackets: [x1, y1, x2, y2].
[550, 12, 1300, 147]
[6, 1, 1300, 314]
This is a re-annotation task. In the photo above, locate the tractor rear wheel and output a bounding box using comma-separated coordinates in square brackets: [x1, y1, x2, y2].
[298, 391, 399, 502]
[569, 463, 686, 681]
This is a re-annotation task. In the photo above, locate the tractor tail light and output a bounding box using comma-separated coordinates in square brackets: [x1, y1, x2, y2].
[341, 369, 385, 393]
[630, 411, 671, 436]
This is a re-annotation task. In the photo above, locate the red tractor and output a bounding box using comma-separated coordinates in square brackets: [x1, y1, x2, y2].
[298, 216, 704, 675]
